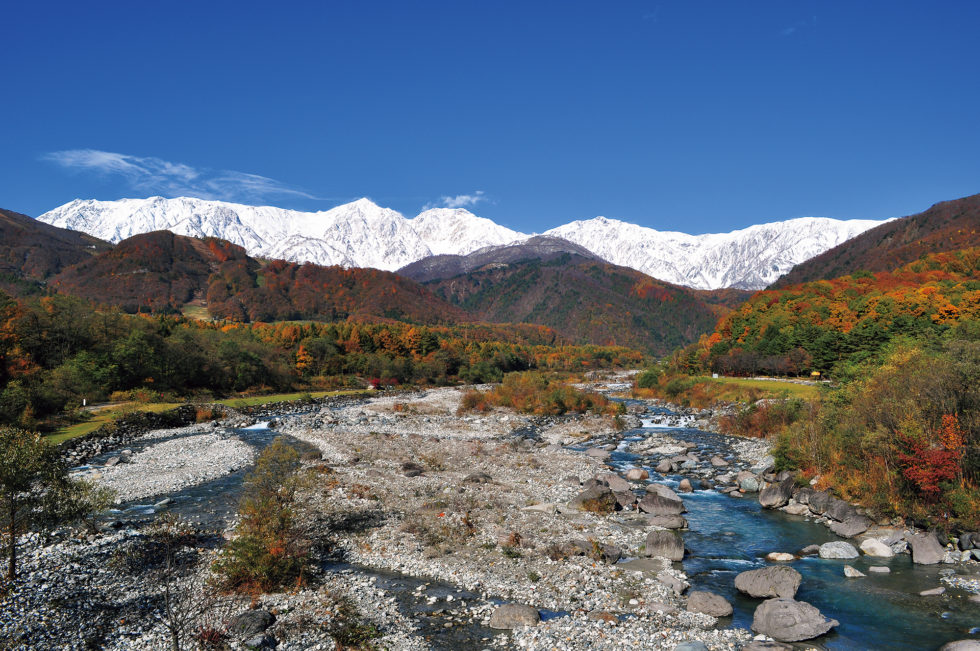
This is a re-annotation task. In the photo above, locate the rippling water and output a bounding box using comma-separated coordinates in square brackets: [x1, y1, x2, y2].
[607, 408, 980, 650]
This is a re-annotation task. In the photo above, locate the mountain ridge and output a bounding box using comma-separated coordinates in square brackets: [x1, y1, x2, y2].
[37, 196, 888, 290]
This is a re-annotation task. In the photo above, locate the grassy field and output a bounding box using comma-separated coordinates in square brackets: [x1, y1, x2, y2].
[48, 389, 365, 445]
[180, 305, 212, 321]
[215, 389, 363, 409]
[47, 402, 182, 445]
[702, 376, 822, 400]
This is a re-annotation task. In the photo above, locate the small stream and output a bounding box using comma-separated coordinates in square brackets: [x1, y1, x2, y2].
[603, 405, 980, 650]
[75, 417, 507, 648]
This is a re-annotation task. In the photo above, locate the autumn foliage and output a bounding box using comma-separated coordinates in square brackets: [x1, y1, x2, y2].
[459, 371, 623, 417]
[679, 246, 980, 377]
[897, 414, 965, 503]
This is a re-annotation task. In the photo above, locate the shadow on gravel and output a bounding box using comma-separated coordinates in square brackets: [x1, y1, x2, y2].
[321, 508, 387, 535]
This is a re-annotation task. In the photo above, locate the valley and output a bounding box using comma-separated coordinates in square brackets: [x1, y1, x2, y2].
[4, 383, 978, 650]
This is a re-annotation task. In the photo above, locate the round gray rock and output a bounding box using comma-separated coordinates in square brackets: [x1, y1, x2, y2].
[686, 590, 733, 617]
[488, 603, 540, 629]
[229, 610, 276, 638]
[735, 565, 802, 599]
[818, 541, 859, 559]
[751, 598, 839, 642]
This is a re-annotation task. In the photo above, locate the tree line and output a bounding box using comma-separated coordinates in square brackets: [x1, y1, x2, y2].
[0, 290, 643, 429]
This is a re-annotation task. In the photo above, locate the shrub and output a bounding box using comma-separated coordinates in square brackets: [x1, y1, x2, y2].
[636, 367, 662, 389]
[213, 439, 309, 594]
[458, 372, 619, 417]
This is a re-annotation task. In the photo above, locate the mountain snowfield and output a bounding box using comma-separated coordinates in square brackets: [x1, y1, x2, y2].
[38, 196, 886, 290]
[544, 216, 885, 289]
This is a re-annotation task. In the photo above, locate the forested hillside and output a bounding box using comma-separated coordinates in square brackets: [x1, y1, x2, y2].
[0, 208, 110, 296]
[423, 253, 722, 355]
[678, 247, 980, 376]
[772, 193, 980, 288]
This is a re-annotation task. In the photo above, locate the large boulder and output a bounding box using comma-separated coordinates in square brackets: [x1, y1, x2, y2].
[794, 487, 814, 504]
[908, 533, 945, 565]
[569, 485, 618, 513]
[646, 514, 688, 529]
[751, 598, 839, 642]
[613, 490, 637, 509]
[597, 472, 631, 493]
[638, 493, 686, 516]
[737, 471, 760, 492]
[759, 477, 796, 509]
[843, 565, 865, 578]
[829, 515, 871, 538]
[656, 570, 689, 595]
[655, 459, 674, 473]
[678, 478, 694, 493]
[647, 483, 682, 501]
[859, 538, 894, 558]
[734, 565, 802, 599]
[824, 497, 856, 522]
[488, 604, 540, 629]
[807, 490, 831, 514]
[645, 530, 685, 561]
[229, 610, 276, 639]
[570, 539, 623, 564]
[686, 591, 733, 617]
[818, 541, 859, 559]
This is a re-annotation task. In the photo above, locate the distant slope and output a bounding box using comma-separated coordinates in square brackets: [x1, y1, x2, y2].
[419, 248, 722, 355]
[398, 235, 602, 283]
[51, 230, 466, 324]
[51, 231, 245, 312]
[771, 193, 980, 288]
[0, 208, 110, 294]
[690, 287, 755, 317]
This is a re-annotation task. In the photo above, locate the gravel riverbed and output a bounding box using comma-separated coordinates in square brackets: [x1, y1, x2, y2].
[17, 383, 970, 649]
[95, 432, 255, 502]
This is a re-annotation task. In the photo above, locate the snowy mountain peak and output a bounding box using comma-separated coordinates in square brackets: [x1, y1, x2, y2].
[36, 196, 889, 289]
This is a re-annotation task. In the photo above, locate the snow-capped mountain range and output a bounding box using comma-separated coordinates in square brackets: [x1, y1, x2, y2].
[37, 196, 887, 290]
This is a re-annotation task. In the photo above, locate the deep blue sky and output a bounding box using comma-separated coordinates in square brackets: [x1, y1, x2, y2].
[2, 1, 978, 233]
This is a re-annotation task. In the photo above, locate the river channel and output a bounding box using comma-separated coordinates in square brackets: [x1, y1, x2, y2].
[79, 401, 980, 649]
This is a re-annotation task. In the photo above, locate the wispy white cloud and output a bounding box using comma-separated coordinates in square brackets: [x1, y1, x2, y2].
[423, 190, 487, 211]
[780, 15, 817, 37]
[42, 149, 320, 202]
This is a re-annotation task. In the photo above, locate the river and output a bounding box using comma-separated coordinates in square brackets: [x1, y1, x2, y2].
[80, 401, 980, 649]
[606, 405, 980, 650]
